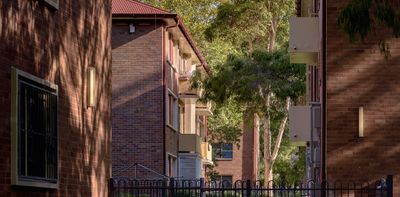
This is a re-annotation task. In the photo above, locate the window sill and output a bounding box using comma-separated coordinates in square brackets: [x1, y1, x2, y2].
[13, 177, 58, 189]
[215, 158, 233, 161]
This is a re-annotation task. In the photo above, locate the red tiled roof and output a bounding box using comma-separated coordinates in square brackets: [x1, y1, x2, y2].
[112, 0, 173, 15]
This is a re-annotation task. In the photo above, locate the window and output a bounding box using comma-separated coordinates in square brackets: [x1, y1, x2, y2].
[217, 175, 233, 188]
[166, 155, 177, 177]
[167, 92, 178, 129]
[212, 143, 233, 160]
[166, 32, 171, 62]
[196, 115, 206, 138]
[179, 58, 186, 75]
[179, 105, 185, 133]
[11, 68, 58, 188]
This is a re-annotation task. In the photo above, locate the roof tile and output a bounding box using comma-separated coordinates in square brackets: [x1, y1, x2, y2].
[112, 0, 173, 15]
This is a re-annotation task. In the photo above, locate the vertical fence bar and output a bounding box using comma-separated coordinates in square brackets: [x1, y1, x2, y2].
[108, 178, 114, 197]
[169, 178, 175, 197]
[246, 180, 251, 197]
[200, 178, 204, 197]
[387, 175, 393, 197]
[162, 179, 167, 197]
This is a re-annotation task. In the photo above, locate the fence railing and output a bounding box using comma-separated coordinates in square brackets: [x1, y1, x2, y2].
[109, 175, 393, 197]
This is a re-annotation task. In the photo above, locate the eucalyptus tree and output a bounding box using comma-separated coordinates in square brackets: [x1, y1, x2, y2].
[203, 0, 298, 184]
[195, 49, 306, 183]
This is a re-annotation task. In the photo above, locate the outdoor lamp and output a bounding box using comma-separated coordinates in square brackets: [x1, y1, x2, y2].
[88, 67, 96, 107]
[129, 23, 136, 33]
[358, 106, 364, 137]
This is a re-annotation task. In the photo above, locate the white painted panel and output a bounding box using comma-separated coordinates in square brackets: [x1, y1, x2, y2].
[289, 17, 320, 53]
[289, 106, 311, 142]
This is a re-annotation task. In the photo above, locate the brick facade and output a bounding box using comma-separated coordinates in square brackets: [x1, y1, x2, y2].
[214, 119, 258, 181]
[112, 18, 181, 177]
[325, 0, 400, 194]
[0, 0, 112, 196]
[111, 21, 167, 178]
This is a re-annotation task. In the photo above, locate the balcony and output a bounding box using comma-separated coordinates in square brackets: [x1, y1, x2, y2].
[196, 101, 212, 116]
[201, 142, 213, 165]
[289, 17, 319, 64]
[288, 104, 320, 145]
[179, 134, 201, 154]
[179, 76, 202, 97]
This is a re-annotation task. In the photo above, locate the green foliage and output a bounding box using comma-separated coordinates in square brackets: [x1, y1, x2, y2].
[205, 1, 269, 49]
[205, 0, 295, 53]
[337, 0, 372, 42]
[141, 0, 236, 67]
[201, 49, 306, 111]
[143, 0, 306, 182]
[205, 164, 221, 181]
[207, 100, 243, 145]
[337, 0, 400, 57]
[272, 130, 306, 185]
[258, 108, 305, 184]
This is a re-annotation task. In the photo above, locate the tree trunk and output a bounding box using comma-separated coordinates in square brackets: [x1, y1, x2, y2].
[270, 97, 291, 166]
[263, 97, 291, 188]
[263, 94, 272, 187]
[254, 113, 260, 180]
[268, 17, 278, 52]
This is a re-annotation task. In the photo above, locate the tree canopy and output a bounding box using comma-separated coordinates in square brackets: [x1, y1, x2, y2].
[337, 0, 400, 58]
[142, 0, 306, 183]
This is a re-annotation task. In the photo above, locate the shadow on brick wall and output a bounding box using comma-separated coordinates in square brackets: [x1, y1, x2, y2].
[0, 0, 112, 196]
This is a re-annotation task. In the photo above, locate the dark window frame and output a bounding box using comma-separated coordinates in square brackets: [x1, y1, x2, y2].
[217, 175, 233, 188]
[212, 143, 233, 160]
[11, 68, 59, 189]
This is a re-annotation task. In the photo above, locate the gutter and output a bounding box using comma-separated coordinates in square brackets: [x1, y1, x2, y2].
[320, 0, 327, 182]
[162, 24, 167, 176]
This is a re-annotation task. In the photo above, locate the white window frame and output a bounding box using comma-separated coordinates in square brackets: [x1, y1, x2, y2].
[166, 153, 177, 177]
[10, 67, 59, 189]
[166, 89, 178, 130]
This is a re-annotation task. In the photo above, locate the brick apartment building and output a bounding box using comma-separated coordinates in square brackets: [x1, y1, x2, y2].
[0, 0, 112, 196]
[111, 0, 213, 179]
[212, 118, 259, 183]
[290, 0, 400, 195]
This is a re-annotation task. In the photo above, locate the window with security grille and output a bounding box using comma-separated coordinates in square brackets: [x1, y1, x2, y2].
[15, 73, 58, 185]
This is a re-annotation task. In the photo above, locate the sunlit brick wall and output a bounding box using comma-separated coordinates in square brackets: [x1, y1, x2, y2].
[0, 0, 112, 196]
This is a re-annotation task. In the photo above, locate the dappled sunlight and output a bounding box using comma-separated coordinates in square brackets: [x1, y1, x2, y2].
[327, 1, 400, 195]
[0, 0, 111, 196]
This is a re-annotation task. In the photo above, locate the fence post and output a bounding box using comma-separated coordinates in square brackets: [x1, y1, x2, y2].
[108, 178, 114, 197]
[162, 178, 167, 197]
[387, 175, 393, 197]
[246, 180, 251, 197]
[200, 178, 204, 197]
[169, 178, 175, 197]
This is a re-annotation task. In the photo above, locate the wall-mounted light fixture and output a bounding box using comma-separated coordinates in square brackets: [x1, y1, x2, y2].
[129, 23, 136, 33]
[88, 67, 96, 108]
[358, 106, 364, 137]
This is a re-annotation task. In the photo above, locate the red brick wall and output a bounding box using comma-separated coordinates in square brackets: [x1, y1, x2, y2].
[112, 20, 165, 178]
[0, 0, 112, 196]
[326, 0, 400, 194]
[214, 119, 258, 181]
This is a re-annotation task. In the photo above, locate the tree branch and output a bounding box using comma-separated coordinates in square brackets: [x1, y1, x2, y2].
[270, 97, 290, 164]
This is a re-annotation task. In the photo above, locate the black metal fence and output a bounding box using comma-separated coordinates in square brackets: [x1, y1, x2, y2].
[109, 175, 393, 197]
